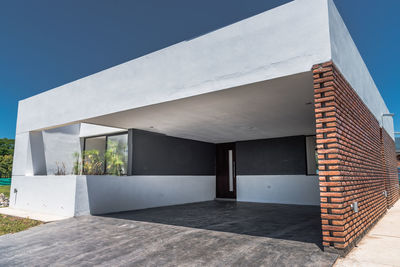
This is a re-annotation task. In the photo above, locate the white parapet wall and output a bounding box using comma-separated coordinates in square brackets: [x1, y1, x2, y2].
[237, 175, 320, 206]
[9, 175, 216, 217]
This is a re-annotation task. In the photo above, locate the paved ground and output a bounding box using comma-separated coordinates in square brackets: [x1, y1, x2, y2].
[335, 200, 400, 267]
[0, 207, 69, 222]
[0, 201, 338, 266]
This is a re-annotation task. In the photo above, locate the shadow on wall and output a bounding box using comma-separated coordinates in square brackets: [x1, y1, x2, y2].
[42, 124, 82, 176]
[99, 201, 323, 250]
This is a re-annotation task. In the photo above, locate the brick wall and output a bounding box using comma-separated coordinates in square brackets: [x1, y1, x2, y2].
[381, 129, 400, 207]
[313, 61, 399, 253]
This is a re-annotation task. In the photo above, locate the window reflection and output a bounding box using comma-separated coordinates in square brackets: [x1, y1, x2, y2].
[83, 133, 128, 176]
[106, 134, 128, 176]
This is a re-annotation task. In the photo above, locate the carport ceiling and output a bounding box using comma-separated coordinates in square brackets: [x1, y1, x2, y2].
[85, 72, 316, 143]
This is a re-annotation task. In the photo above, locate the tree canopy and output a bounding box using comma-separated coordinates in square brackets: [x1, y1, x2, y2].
[0, 155, 13, 178]
[0, 138, 14, 156]
[0, 138, 14, 178]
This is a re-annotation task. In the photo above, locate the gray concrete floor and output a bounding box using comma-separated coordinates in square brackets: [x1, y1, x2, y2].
[0, 201, 338, 266]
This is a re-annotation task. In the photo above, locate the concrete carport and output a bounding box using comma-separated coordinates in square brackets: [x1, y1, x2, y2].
[8, 63, 328, 265]
[11, 65, 323, 220]
[81, 71, 321, 210]
[8, 0, 397, 260]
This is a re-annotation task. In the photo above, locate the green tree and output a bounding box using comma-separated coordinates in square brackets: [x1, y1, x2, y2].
[0, 138, 14, 156]
[0, 155, 13, 178]
[105, 140, 127, 176]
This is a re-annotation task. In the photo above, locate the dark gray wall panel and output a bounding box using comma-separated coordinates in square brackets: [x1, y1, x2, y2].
[236, 136, 306, 175]
[131, 129, 215, 175]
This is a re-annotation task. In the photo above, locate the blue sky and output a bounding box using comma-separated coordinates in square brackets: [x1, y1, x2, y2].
[0, 0, 399, 138]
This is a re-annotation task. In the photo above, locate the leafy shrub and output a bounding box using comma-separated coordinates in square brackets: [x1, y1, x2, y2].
[82, 150, 105, 175]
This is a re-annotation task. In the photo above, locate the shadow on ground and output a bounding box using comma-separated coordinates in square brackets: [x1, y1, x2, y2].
[101, 201, 324, 249]
[0, 201, 338, 266]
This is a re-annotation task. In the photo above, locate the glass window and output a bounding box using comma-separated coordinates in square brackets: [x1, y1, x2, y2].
[84, 136, 106, 175]
[83, 133, 128, 176]
[85, 136, 106, 155]
[106, 134, 128, 176]
[306, 136, 318, 175]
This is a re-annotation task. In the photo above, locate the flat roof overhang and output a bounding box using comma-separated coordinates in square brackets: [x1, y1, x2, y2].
[83, 72, 316, 143]
[15, 0, 393, 139]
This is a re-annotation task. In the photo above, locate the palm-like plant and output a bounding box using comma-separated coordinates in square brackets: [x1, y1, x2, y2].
[105, 140, 126, 176]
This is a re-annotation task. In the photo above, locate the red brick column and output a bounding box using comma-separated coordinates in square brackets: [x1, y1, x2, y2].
[313, 61, 397, 254]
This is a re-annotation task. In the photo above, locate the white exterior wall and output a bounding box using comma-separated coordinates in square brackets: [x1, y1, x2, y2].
[10, 176, 78, 217]
[12, 124, 82, 177]
[327, 0, 394, 138]
[86, 175, 215, 214]
[15, 0, 331, 134]
[12, 133, 31, 176]
[74, 175, 90, 216]
[9, 175, 215, 216]
[237, 175, 320, 206]
[13, 0, 392, 139]
[42, 124, 82, 175]
[79, 123, 126, 138]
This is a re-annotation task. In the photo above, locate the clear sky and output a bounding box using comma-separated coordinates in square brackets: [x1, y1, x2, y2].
[0, 0, 399, 138]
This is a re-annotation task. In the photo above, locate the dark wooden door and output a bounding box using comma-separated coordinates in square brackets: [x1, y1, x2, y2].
[216, 143, 236, 199]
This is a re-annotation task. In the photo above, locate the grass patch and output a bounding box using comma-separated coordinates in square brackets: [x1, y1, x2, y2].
[0, 186, 10, 198]
[0, 214, 42, 236]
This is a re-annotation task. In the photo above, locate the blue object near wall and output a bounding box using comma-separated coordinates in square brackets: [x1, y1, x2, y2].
[0, 178, 11, 186]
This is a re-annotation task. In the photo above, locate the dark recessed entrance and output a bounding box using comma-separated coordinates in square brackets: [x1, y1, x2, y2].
[216, 143, 236, 199]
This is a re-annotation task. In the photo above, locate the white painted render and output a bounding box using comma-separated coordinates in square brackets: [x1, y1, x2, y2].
[237, 175, 320, 206]
[85, 175, 215, 214]
[74, 175, 90, 216]
[327, 0, 394, 138]
[14, 0, 393, 141]
[15, 0, 331, 135]
[9, 175, 215, 216]
[86, 72, 316, 143]
[79, 123, 127, 138]
[10, 176, 78, 217]
[42, 124, 82, 175]
[12, 132, 30, 176]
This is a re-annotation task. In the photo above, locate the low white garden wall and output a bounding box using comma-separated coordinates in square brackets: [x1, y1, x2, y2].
[10, 175, 78, 217]
[237, 175, 320, 206]
[86, 175, 216, 214]
[9, 175, 216, 217]
[10, 174, 318, 216]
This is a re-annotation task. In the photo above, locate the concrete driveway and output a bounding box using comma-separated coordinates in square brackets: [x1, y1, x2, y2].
[335, 200, 400, 266]
[0, 201, 338, 266]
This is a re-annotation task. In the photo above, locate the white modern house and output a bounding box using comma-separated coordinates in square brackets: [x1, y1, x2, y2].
[9, 0, 398, 253]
